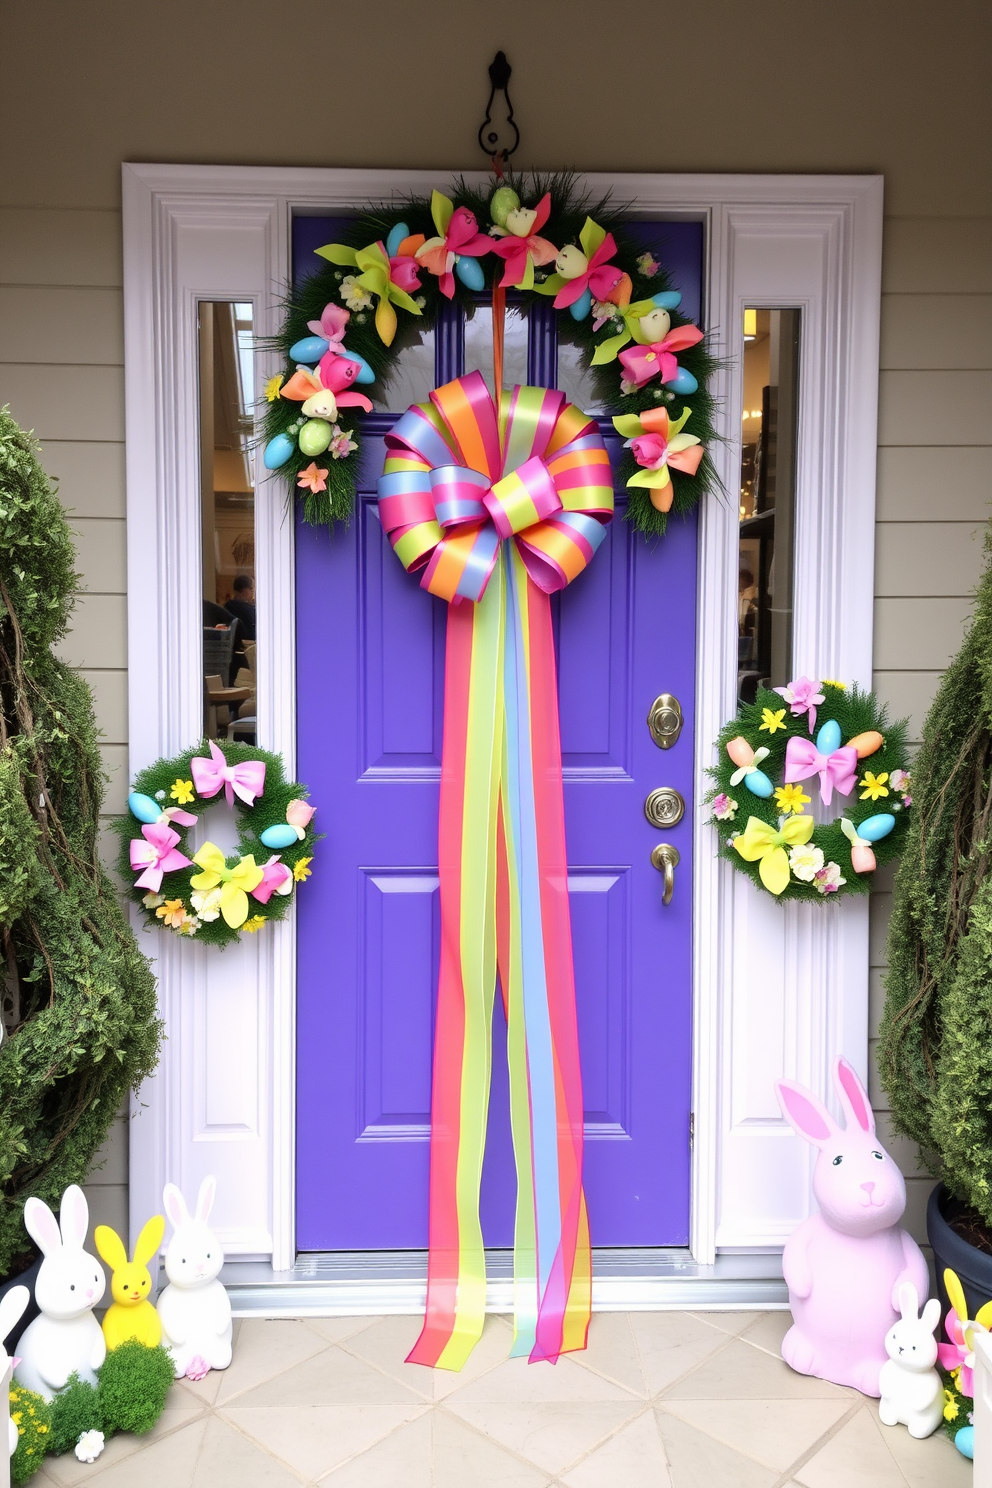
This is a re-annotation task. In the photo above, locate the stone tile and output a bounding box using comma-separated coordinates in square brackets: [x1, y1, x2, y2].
[67, 1414, 302, 1487]
[444, 1347, 636, 1405]
[303, 1314, 386, 1346]
[794, 1405, 910, 1487]
[869, 1402, 973, 1487]
[434, 1411, 551, 1487]
[654, 1411, 779, 1488]
[658, 1397, 852, 1473]
[341, 1310, 514, 1400]
[39, 1394, 204, 1486]
[176, 1318, 328, 1407]
[627, 1311, 734, 1396]
[559, 1409, 671, 1488]
[319, 1411, 433, 1487]
[445, 1399, 641, 1476]
[739, 1310, 794, 1358]
[220, 1402, 427, 1481]
[661, 1337, 854, 1401]
[571, 1312, 648, 1396]
[687, 1311, 756, 1336]
[226, 1341, 425, 1408]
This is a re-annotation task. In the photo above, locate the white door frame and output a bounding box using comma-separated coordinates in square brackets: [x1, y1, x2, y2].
[122, 164, 883, 1299]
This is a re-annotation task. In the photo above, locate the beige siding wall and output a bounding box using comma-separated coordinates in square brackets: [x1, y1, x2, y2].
[1, 0, 989, 1246]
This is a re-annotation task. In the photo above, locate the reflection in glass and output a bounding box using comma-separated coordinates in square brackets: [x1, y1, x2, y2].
[556, 331, 607, 415]
[198, 301, 257, 743]
[464, 304, 527, 397]
[737, 308, 801, 705]
[374, 319, 436, 413]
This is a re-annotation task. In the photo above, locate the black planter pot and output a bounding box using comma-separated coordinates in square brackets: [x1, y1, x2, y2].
[0, 1253, 41, 1354]
[927, 1182, 992, 1321]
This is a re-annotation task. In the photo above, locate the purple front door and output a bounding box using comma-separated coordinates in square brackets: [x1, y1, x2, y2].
[296, 222, 702, 1251]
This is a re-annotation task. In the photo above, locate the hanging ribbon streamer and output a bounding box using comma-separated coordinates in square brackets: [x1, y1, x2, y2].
[378, 372, 612, 1368]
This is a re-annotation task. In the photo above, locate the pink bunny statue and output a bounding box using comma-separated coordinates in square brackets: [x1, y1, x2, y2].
[774, 1056, 929, 1396]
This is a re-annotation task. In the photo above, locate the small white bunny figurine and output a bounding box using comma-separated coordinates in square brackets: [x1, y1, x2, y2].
[878, 1283, 944, 1438]
[157, 1175, 232, 1379]
[1, 1285, 30, 1456]
[14, 1185, 106, 1401]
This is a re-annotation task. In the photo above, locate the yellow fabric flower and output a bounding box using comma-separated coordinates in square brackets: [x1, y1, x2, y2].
[943, 1388, 959, 1421]
[264, 374, 284, 402]
[759, 707, 788, 734]
[293, 856, 313, 883]
[859, 770, 890, 801]
[821, 679, 846, 689]
[155, 898, 186, 928]
[243, 916, 266, 933]
[170, 778, 195, 804]
[774, 783, 811, 815]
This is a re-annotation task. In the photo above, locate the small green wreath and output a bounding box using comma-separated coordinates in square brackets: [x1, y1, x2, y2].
[708, 678, 912, 902]
[113, 740, 317, 947]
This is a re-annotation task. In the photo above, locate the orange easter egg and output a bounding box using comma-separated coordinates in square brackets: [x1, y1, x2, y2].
[726, 736, 753, 769]
[847, 730, 884, 758]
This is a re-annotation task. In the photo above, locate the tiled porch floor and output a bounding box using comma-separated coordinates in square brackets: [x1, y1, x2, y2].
[34, 1311, 970, 1487]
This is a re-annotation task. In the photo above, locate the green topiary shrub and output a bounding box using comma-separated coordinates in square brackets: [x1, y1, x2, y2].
[48, 1371, 103, 1456]
[0, 408, 162, 1271]
[878, 523, 992, 1224]
[98, 1340, 175, 1435]
[9, 1382, 51, 1483]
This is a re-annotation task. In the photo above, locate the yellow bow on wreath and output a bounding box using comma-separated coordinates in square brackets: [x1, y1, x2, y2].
[732, 815, 815, 896]
[190, 843, 264, 928]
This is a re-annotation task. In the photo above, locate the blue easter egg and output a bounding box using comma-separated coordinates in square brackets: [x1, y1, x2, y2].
[341, 352, 376, 385]
[128, 792, 162, 824]
[385, 222, 410, 259]
[954, 1426, 973, 1459]
[816, 719, 843, 755]
[263, 433, 295, 470]
[289, 335, 330, 365]
[652, 291, 683, 310]
[859, 813, 896, 843]
[664, 367, 699, 395]
[746, 770, 774, 798]
[260, 823, 299, 850]
[569, 287, 593, 321]
[455, 255, 486, 292]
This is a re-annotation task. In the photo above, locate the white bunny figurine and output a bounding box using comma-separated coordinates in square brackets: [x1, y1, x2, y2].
[1, 1285, 30, 1455]
[157, 1176, 232, 1379]
[879, 1283, 944, 1437]
[14, 1185, 106, 1401]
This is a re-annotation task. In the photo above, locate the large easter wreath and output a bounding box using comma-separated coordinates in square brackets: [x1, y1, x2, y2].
[262, 171, 718, 537]
[112, 740, 317, 946]
[708, 679, 912, 902]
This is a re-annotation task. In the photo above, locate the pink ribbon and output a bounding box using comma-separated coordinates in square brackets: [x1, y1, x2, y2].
[129, 823, 193, 892]
[550, 233, 624, 310]
[784, 736, 858, 807]
[190, 739, 266, 808]
[618, 325, 704, 389]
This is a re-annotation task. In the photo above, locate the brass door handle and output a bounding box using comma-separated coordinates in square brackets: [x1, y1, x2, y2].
[651, 843, 680, 906]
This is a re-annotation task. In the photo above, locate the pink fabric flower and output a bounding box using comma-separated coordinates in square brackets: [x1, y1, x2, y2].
[129, 823, 192, 892]
[416, 206, 492, 299]
[774, 676, 826, 735]
[938, 1312, 978, 1397]
[252, 857, 293, 904]
[387, 250, 422, 293]
[286, 799, 316, 838]
[184, 1355, 209, 1382]
[629, 433, 669, 470]
[617, 325, 705, 389]
[307, 302, 350, 350]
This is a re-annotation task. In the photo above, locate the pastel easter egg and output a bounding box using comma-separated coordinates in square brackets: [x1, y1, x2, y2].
[638, 308, 671, 342]
[859, 812, 896, 842]
[289, 335, 329, 365]
[726, 736, 754, 769]
[298, 419, 332, 457]
[664, 367, 699, 395]
[816, 719, 843, 755]
[385, 222, 411, 259]
[260, 823, 300, 850]
[263, 433, 295, 470]
[846, 730, 884, 758]
[569, 287, 593, 322]
[652, 290, 683, 310]
[850, 843, 876, 874]
[954, 1426, 973, 1459]
[455, 255, 486, 292]
[489, 186, 520, 228]
[745, 770, 774, 798]
[128, 792, 162, 824]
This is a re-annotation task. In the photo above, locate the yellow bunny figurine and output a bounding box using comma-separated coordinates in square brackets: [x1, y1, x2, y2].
[94, 1215, 166, 1349]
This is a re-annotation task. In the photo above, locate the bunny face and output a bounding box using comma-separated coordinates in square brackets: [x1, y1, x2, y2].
[109, 1261, 153, 1307]
[884, 1283, 941, 1372]
[25, 1186, 105, 1320]
[162, 1177, 224, 1290]
[95, 1215, 165, 1307]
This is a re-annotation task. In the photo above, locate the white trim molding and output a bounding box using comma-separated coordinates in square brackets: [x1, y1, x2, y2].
[122, 165, 883, 1293]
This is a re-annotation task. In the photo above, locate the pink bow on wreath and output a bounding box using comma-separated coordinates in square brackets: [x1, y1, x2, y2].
[784, 736, 858, 807]
[129, 823, 193, 892]
[618, 325, 704, 390]
[190, 739, 266, 808]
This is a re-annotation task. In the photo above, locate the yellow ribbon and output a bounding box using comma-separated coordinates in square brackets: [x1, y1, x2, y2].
[589, 296, 660, 365]
[732, 815, 815, 895]
[315, 240, 422, 347]
[190, 842, 264, 929]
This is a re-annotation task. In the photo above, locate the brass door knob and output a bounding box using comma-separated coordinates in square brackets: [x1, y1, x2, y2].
[651, 843, 680, 906]
[644, 787, 685, 828]
[647, 693, 683, 749]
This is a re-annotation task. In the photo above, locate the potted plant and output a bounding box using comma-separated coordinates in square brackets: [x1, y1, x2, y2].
[879, 522, 992, 1318]
[0, 410, 161, 1336]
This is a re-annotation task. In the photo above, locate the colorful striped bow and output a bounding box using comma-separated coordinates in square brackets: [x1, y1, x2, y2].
[378, 372, 614, 604]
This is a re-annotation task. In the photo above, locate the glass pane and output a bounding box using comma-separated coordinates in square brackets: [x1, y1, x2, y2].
[556, 330, 607, 415]
[198, 301, 257, 743]
[464, 304, 528, 397]
[738, 308, 801, 705]
[373, 319, 436, 413]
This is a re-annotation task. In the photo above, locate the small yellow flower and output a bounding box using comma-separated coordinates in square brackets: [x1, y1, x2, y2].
[774, 783, 811, 815]
[170, 778, 195, 804]
[944, 1388, 959, 1421]
[155, 898, 186, 928]
[243, 916, 266, 933]
[264, 374, 284, 402]
[859, 770, 890, 801]
[759, 707, 787, 734]
[821, 679, 846, 689]
[293, 856, 313, 883]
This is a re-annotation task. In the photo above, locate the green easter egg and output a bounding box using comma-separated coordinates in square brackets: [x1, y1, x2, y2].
[490, 186, 520, 227]
[298, 418, 332, 457]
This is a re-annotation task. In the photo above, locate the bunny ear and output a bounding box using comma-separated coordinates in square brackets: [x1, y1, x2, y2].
[133, 1214, 166, 1267]
[921, 1297, 942, 1333]
[0, 1285, 30, 1344]
[898, 1281, 920, 1321]
[94, 1225, 128, 1271]
[775, 1079, 840, 1147]
[834, 1057, 876, 1134]
[24, 1197, 62, 1256]
[59, 1184, 89, 1248]
[163, 1183, 189, 1230]
[195, 1174, 217, 1224]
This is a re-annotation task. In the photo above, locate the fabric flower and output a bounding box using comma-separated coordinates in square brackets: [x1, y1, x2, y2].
[75, 1430, 105, 1463]
[535, 217, 625, 312]
[179, 914, 201, 936]
[814, 861, 846, 895]
[155, 898, 187, 929]
[189, 843, 264, 929]
[170, 778, 195, 804]
[317, 239, 422, 346]
[414, 192, 492, 299]
[129, 822, 193, 892]
[759, 707, 788, 734]
[789, 843, 825, 882]
[773, 676, 826, 735]
[712, 793, 738, 821]
[611, 405, 704, 513]
[617, 316, 705, 391]
[293, 856, 313, 883]
[280, 355, 373, 422]
[297, 462, 328, 495]
[286, 799, 316, 837]
[242, 917, 266, 933]
[142, 891, 164, 910]
[329, 425, 357, 460]
[943, 1389, 959, 1421]
[190, 887, 223, 922]
[636, 252, 660, 278]
[306, 301, 350, 349]
[859, 771, 890, 801]
[185, 1356, 210, 1381]
[264, 374, 284, 402]
[890, 768, 909, 791]
[774, 783, 810, 815]
[490, 194, 558, 290]
[339, 275, 372, 311]
[592, 299, 621, 331]
[253, 857, 293, 904]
